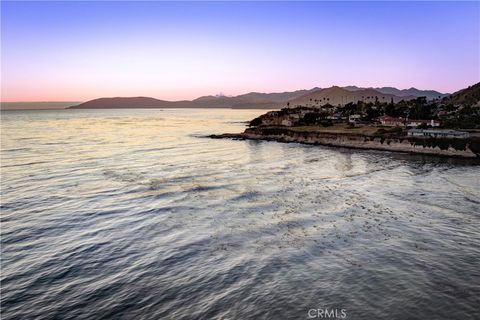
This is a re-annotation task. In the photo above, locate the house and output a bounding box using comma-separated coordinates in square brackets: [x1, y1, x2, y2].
[327, 113, 348, 123]
[407, 129, 470, 138]
[348, 114, 362, 123]
[321, 104, 335, 110]
[377, 115, 404, 127]
[268, 111, 279, 117]
[407, 119, 440, 127]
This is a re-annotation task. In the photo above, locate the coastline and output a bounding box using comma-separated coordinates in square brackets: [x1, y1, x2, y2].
[210, 127, 480, 159]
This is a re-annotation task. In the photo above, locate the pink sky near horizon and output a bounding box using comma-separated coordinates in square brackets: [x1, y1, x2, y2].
[1, 82, 468, 103]
[2, 1, 479, 102]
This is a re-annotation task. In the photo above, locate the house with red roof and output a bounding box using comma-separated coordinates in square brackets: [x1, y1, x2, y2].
[377, 115, 405, 127]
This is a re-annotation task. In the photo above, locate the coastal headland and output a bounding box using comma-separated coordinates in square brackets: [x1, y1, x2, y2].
[211, 83, 480, 158]
[211, 125, 480, 158]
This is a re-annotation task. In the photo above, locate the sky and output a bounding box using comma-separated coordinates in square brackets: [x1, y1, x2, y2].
[1, 1, 479, 102]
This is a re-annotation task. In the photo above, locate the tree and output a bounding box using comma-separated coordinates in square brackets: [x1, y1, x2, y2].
[365, 105, 382, 121]
[302, 112, 329, 125]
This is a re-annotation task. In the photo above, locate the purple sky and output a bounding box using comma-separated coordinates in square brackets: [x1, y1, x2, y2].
[1, 1, 479, 102]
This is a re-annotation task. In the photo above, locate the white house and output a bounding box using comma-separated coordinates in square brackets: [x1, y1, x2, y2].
[407, 119, 440, 127]
[377, 115, 404, 126]
[348, 114, 362, 123]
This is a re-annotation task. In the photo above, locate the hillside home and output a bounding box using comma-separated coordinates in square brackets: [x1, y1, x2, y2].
[378, 115, 404, 126]
[407, 119, 440, 127]
[327, 113, 348, 123]
[348, 114, 362, 123]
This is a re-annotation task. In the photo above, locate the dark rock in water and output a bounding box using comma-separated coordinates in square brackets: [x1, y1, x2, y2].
[208, 133, 245, 140]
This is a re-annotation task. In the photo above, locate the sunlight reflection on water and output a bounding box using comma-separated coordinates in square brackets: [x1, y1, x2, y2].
[1, 109, 479, 319]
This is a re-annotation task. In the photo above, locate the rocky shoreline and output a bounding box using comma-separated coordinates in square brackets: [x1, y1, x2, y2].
[210, 127, 480, 158]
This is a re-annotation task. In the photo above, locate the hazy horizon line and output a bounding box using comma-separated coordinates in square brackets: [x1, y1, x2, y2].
[0, 83, 460, 104]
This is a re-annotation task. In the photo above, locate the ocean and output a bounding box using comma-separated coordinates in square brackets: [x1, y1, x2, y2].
[1, 108, 479, 319]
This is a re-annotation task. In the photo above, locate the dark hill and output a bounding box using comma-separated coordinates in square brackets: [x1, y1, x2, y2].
[69, 97, 173, 109]
[444, 82, 480, 106]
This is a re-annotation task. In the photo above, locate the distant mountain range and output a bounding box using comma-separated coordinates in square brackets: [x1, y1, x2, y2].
[290, 86, 417, 106]
[67, 86, 449, 110]
[343, 86, 448, 100]
[1, 86, 450, 110]
[68, 89, 319, 110]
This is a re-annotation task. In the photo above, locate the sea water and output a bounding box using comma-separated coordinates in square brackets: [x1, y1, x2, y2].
[1, 108, 479, 319]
